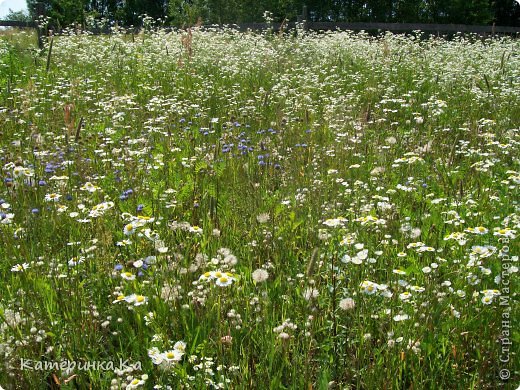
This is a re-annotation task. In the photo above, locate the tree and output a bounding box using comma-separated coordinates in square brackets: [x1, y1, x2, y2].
[493, 0, 520, 26]
[27, 0, 87, 29]
[2, 9, 32, 22]
[395, 0, 426, 22]
[168, 0, 209, 26]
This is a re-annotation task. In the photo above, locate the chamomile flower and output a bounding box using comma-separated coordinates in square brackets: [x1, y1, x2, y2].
[215, 274, 235, 287]
[80, 181, 100, 193]
[465, 226, 488, 235]
[493, 228, 516, 238]
[126, 375, 147, 389]
[124, 223, 136, 235]
[199, 271, 214, 281]
[162, 349, 183, 362]
[134, 295, 148, 306]
[189, 225, 203, 234]
[360, 280, 379, 295]
[113, 294, 126, 304]
[44, 193, 61, 202]
[399, 292, 412, 300]
[148, 347, 163, 365]
[125, 294, 148, 306]
[173, 341, 187, 353]
[121, 271, 136, 281]
[11, 263, 29, 272]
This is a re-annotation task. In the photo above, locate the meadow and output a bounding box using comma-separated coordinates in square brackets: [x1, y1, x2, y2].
[0, 25, 518, 389]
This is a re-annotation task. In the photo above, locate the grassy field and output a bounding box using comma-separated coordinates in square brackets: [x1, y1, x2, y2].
[0, 26, 518, 389]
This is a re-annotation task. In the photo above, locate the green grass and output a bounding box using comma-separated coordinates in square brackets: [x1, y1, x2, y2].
[0, 27, 518, 389]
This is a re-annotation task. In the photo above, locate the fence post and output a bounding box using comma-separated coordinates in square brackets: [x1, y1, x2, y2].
[302, 5, 308, 31]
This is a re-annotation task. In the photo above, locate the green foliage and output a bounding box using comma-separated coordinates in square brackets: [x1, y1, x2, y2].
[23, 0, 520, 28]
[2, 10, 31, 22]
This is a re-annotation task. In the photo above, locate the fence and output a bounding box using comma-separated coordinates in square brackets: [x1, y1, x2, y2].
[234, 21, 520, 35]
[1, 18, 519, 46]
[0, 20, 44, 49]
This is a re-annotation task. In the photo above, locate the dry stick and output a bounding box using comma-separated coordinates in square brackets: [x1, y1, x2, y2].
[75, 117, 84, 143]
[46, 37, 53, 73]
[306, 248, 318, 277]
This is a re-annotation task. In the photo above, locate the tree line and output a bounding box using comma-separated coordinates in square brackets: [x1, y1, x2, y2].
[19, 0, 520, 28]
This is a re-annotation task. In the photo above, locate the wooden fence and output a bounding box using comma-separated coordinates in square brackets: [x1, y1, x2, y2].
[233, 21, 520, 35]
[1, 19, 519, 45]
[0, 20, 43, 48]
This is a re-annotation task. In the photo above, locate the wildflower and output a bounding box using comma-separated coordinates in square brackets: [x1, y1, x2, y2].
[125, 294, 148, 306]
[134, 295, 148, 306]
[44, 193, 61, 202]
[221, 335, 233, 345]
[256, 213, 270, 223]
[471, 245, 496, 258]
[117, 239, 132, 246]
[352, 249, 368, 264]
[11, 263, 30, 272]
[482, 289, 500, 297]
[199, 271, 214, 281]
[252, 268, 269, 283]
[303, 287, 319, 300]
[121, 271, 136, 281]
[68, 257, 84, 266]
[493, 228, 516, 239]
[124, 223, 136, 235]
[323, 217, 346, 227]
[162, 349, 183, 363]
[174, 341, 187, 353]
[360, 280, 379, 295]
[113, 294, 126, 304]
[385, 136, 397, 145]
[126, 375, 148, 389]
[80, 181, 100, 193]
[399, 292, 412, 301]
[215, 274, 235, 287]
[148, 347, 164, 365]
[189, 225, 203, 234]
[393, 314, 409, 322]
[339, 297, 355, 311]
[465, 226, 488, 235]
[371, 167, 385, 176]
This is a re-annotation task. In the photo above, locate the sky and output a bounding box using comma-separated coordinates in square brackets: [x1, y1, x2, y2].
[0, 0, 27, 19]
